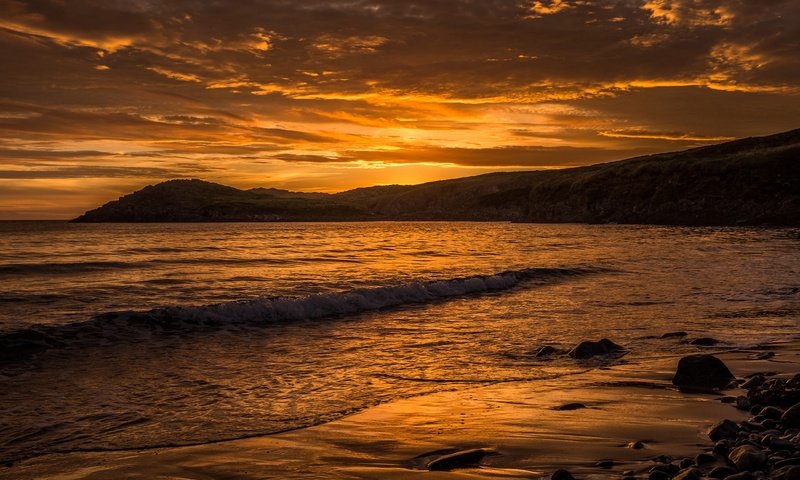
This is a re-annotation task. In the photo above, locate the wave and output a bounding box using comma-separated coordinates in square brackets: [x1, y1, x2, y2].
[0, 266, 602, 364]
[0, 256, 363, 276]
[0, 261, 146, 275]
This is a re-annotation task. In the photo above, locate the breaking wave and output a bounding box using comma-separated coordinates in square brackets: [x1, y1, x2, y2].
[0, 266, 601, 364]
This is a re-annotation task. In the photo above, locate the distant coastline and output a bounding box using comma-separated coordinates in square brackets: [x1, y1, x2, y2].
[73, 128, 800, 226]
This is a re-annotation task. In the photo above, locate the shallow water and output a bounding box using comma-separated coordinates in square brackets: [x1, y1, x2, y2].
[0, 222, 798, 463]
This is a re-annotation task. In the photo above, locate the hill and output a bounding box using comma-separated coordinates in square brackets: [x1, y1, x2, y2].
[73, 129, 800, 225]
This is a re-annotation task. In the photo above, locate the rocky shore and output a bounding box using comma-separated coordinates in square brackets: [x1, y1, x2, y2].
[548, 353, 800, 480]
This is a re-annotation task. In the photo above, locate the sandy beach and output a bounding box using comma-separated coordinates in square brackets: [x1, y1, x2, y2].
[6, 338, 798, 480]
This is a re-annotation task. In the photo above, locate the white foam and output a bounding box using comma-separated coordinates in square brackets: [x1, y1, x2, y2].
[152, 267, 589, 326]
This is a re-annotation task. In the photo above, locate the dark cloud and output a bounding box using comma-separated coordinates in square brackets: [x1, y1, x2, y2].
[0, 165, 176, 179]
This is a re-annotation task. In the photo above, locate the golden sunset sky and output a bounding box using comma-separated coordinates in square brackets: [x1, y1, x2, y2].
[1, 0, 799, 218]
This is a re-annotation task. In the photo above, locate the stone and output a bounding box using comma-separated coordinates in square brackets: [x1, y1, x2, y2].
[742, 375, 766, 389]
[648, 471, 670, 480]
[774, 457, 800, 469]
[628, 440, 646, 449]
[554, 403, 587, 411]
[752, 351, 775, 360]
[695, 452, 717, 466]
[673, 354, 736, 390]
[691, 337, 720, 346]
[595, 460, 616, 468]
[673, 467, 702, 480]
[728, 445, 767, 471]
[713, 439, 731, 455]
[782, 402, 800, 428]
[736, 396, 752, 410]
[426, 448, 493, 471]
[758, 406, 784, 420]
[785, 466, 800, 480]
[724, 472, 757, 480]
[708, 465, 738, 478]
[709, 419, 741, 441]
[536, 346, 558, 357]
[568, 338, 625, 359]
[551, 469, 575, 480]
[661, 331, 688, 339]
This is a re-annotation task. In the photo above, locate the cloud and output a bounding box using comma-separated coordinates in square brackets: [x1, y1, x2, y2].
[146, 66, 202, 83]
[0, 0, 798, 217]
[0, 165, 176, 179]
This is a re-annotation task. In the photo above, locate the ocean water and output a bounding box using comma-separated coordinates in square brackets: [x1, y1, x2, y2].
[0, 221, 798, 464]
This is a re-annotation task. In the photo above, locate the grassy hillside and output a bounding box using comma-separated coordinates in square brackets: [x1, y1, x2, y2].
[73, 129, 800, 225]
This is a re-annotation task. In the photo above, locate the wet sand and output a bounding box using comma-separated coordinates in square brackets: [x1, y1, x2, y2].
[6, 341, 799, 480]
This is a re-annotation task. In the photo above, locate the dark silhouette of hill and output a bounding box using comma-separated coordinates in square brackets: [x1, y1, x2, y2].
[73, 128, 800, 225]
[73, 179, 366, 222]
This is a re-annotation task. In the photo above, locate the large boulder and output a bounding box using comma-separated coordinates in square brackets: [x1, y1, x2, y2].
[568, 338, 624, 359]
[672, 354, 735, 389]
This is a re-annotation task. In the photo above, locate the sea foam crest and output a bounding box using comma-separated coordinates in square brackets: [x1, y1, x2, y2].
[0, 267, 597, 362]
[161, 268, 533, 324]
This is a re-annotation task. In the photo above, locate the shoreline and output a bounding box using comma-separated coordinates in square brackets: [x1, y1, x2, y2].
[5, 339, 799, 479]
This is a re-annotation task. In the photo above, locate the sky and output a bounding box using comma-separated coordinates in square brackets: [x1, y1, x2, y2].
[0, 0, 799, 219]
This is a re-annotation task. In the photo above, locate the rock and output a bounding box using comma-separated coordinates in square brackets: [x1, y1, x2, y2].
[708, 465, 738, 478]
[728, 445, 767, 471]
[752, 351, 775, 360]
[595, 460, 616, 468]
[661, 331, 689, 339]
[713, 440, 731, 456]
[426, 448, 493, 471]
[785, 466, 800, 480]
[673, 354, 736, 390]
[551, 469, 575, 480]
[725, 472, 757, 480]
[554, 403, 587, 411]
[767, 437, 794, 450]
[568, 338, 624, 359]
[759, 406, 784, 420]
[774, 457, 800, 469]
[736, 396, 752, 410]
[694, 452, 717, 466]
[709, 419, 741, 441]
[648, 471, 670, 480]
[628, 440, 646, 449]
[536, 346, 558, 357]
[742, 375, 766, 389]
[690, 337, 720, 346]
[673, 467, 702, 480]
[782, 403, 800, 428]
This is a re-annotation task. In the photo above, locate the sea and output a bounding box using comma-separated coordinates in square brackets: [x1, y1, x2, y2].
[0, 221, 798, 464]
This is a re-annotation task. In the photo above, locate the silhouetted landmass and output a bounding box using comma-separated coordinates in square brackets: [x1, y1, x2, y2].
[73, 129, 800, 225]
